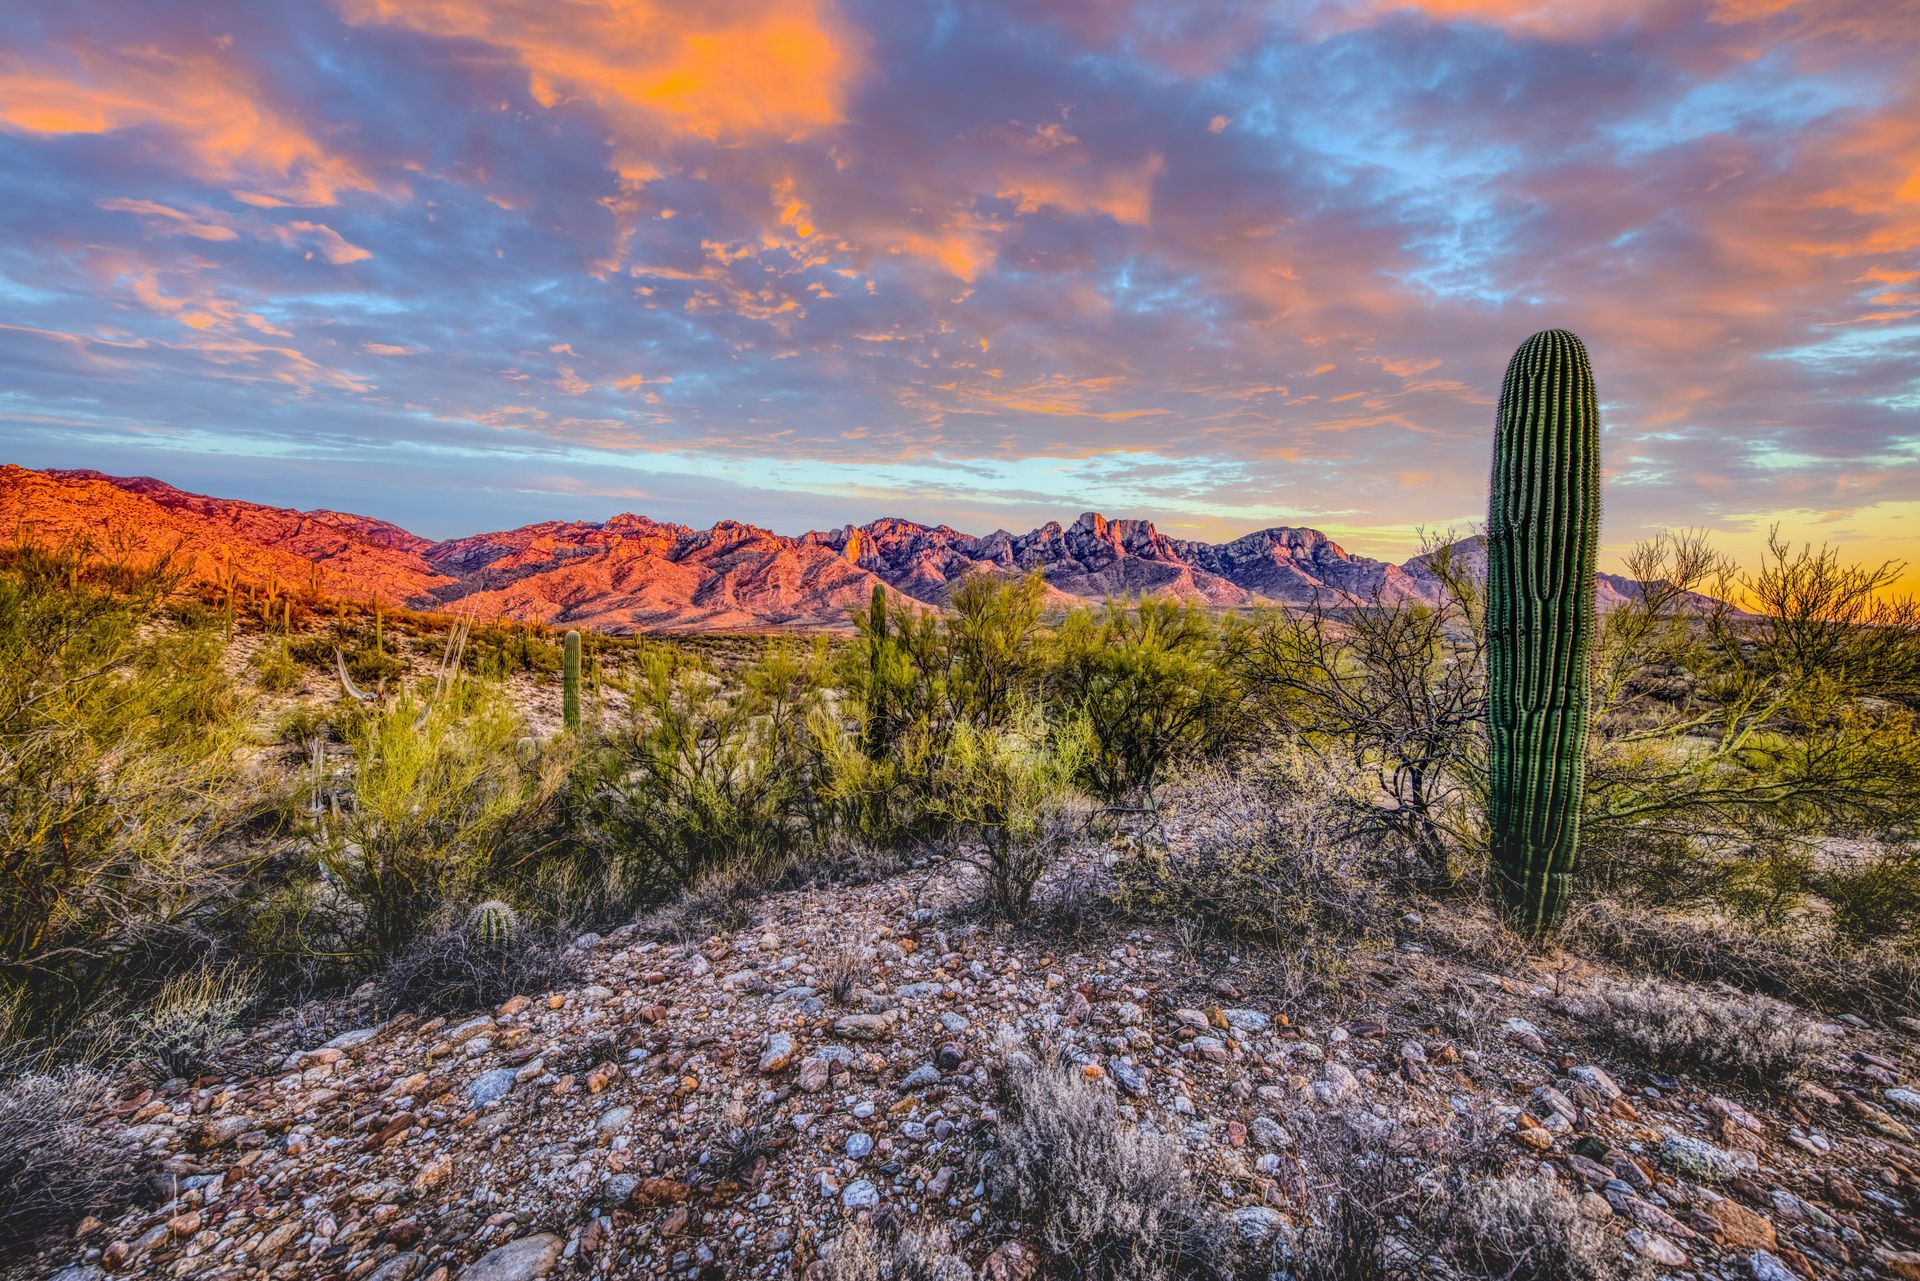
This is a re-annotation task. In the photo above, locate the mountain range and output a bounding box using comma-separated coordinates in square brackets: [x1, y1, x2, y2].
[0, 465, 1658, 631]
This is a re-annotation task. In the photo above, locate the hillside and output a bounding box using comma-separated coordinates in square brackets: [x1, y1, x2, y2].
[11, 847, 1917, 1281]
[0, 466, 1697, 631]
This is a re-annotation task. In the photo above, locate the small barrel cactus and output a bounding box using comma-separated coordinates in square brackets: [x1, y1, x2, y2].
[515, 735, 539, 770]
[465, 900, 519, 950]
[562, 629, 582, 731]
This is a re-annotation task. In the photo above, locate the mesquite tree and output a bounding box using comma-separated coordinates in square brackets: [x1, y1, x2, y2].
[1486, 329, 1600, 935]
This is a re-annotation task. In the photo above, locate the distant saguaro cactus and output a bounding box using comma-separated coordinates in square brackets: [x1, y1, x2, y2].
[861, 584, 892, 760]
[1486, 328, 1600, 936]
[465, 900, 518, 950]
[562, 629, 582, 730]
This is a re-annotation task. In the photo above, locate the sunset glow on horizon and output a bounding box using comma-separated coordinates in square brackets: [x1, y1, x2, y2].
[2, 0, 1916, 585]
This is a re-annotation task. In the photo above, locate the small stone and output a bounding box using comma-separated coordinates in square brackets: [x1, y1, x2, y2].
[1749, 1250, 1799, 1281]
[1250, 1115, 1290, 1149]
[833, 1011, 899, 1041]
[1569, 1065, 1621, 1100]
[759, 1032, 797, 1074]
[1223, 1009, 1271, 1034]
[1710, 1199, 1778, 1251]
[1313, 1063, 1358, 1105]
[369, 1254, 425, 1281]
[1512, 1125, 1554, 1152]
[798, 1056, 832, 1093]
[935, 1042, 965, 1071]
[1228, 1206, 1285, 1243]
[842, 1179, 880, 1211]
[1659, 1133, 1750, 1183]
[456, 1233, 564, 1281]
[465, 1069, 519, 1109]
[902, 1064, 940, 1090]
[1626, 1230, 1688, 1267]
[845, 1132, 874, 1159]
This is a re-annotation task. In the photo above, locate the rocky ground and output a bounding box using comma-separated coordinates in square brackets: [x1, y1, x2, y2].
[11, 852, 1920, 1281]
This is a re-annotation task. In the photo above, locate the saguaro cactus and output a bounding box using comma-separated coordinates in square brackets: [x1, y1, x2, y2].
[1486, 328, 1600, 935]
[562, 629, 582, 730]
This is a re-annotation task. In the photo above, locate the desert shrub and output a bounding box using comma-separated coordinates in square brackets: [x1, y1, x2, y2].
[822, 1222, 971, 1281]
[931, 706, 1089, 920]
[817, 942, 868, 1005]
[252, 637, 301, 693]
[135, 965, 254, 1079]
[1718, 838, 1817, 928]
[340, 644, 406, 691]
[989, 1056, 1240, 1280]
[0, 541, 256, 1028]
[1274, 1109, 1476, 1279]
[1236, 541, 1485, 883]
[376, 920, 582, 1017]
[1273, 1108, 1634, 1281]
[1117, 766, 1393, 947]
[582, 646, 827, 899]
[0, 1064, 147, 1258]
[1443, 1176, 1629, 1281]
[319, 680, 534, 956]
[460, 622, 562, 679]
[1564, 898, 1920, 1018]
[1818, 845, 1920, 946]
[1047, 598, 1243, 805]
[637, 860, 770, 943]
[1573, 978, 1824, 1086]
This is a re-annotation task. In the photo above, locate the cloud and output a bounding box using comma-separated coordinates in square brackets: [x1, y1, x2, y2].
[0, 42, 376, 204]
[0, 0, 1915, 587]
[336, 0, 864, 149]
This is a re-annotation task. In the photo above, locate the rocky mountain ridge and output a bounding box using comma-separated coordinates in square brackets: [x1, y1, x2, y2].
[0, 465, 1659, 632]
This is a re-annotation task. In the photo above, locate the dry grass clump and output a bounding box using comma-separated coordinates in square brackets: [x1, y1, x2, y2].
[1445, 1176, 1629, 1281]
[820, 1222, 971, 1281]
[1573, 978, 1825, 1087]
[1564, 898, 1920, 1019]
[1276, 1112, 1638, 1281]
[375, 924, 582, 1017]
[1119, 769, 1394, 944]
[989, 1057, 1240, 1280]
[134, 965, 254, 1079]
[0, 1065, 147, 1258]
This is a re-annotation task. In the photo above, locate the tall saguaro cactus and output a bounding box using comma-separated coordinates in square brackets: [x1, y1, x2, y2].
[562, 629, 582, 731]
[1486, 328, 1600, 935]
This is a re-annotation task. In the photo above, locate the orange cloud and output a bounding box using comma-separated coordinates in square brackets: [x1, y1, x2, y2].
[0, 47, 374, 204]
[338, 0, 863, 147]
[996, 149, 1165, 227]
[95, 197, 239, 241]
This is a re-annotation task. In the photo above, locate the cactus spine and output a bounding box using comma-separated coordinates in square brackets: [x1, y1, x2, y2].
[465, 900, 518, 949]
[1486, 329, 1601, 935]
[562, 629, 582, 730]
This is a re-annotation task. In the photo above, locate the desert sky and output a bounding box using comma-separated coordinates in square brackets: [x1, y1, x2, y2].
[1, 0, 1915, 582]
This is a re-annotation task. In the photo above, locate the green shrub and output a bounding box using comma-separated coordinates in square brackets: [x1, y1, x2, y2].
[318, 680, 532, 955]
[1047, 598, 1241, 805]
[0, 541, 254, 1028]
[252, 638, 301, 693]
[930, 705, 1088, 919]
